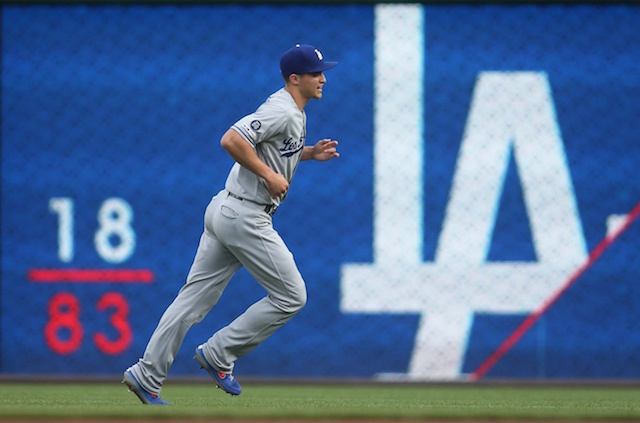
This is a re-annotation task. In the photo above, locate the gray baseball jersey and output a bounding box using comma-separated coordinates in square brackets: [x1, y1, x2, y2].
[226, 88, 306, 206]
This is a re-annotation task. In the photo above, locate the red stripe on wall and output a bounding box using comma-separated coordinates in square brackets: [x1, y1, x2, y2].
[27, 269, 154, 283]
[470, 200, 640, 381]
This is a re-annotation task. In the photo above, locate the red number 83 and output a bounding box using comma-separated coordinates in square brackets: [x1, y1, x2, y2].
[44, 292, 132, 355]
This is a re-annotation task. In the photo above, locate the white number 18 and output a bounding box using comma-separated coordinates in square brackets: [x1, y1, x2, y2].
[49, 197, 136, 263]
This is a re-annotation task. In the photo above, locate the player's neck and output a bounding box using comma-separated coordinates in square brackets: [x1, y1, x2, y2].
[284, 86, 309, 111]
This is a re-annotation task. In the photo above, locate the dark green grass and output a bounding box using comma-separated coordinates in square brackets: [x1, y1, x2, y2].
[0, 381, 639, 420]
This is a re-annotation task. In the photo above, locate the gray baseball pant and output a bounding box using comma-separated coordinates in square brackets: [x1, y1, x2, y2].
[128, 190, 307, 394]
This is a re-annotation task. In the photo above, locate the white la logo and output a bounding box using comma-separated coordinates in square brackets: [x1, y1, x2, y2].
[314, 49, 323, 61]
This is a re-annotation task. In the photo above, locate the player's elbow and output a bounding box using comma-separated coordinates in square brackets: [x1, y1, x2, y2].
[220, 130, 235, 151]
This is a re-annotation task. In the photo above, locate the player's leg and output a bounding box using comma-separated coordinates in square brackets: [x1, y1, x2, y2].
[127, 195, 241, 395]
[199, 208, 306, 375]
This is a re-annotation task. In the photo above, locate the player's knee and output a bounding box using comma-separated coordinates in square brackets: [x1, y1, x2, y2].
[290, 286, 307, 313]
[275, 284, 307, 315]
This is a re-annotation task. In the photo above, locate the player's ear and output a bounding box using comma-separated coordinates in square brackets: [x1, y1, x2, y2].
[288, 73, 300, 86]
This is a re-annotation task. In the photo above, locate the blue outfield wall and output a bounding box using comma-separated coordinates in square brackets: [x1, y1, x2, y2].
[2, 4, 639, 380]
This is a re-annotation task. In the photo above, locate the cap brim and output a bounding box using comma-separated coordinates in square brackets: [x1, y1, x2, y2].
[309, 61, 337, 73]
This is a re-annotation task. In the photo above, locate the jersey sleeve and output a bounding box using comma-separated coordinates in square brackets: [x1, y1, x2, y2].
[231, 102, 288, 148]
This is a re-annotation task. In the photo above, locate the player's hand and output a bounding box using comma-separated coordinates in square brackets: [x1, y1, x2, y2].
[265, 172, 290, 199]
[312, 139, 340, 161]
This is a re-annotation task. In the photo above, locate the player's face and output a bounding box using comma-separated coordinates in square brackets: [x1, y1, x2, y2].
[298, 71, 327, 100]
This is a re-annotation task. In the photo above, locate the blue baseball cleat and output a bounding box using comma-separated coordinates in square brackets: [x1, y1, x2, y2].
[195, 345, 242, 396]
[122, 370, 170, 405]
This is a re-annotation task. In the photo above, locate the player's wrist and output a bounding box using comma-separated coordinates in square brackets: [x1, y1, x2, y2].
[301, 146, 315, 161]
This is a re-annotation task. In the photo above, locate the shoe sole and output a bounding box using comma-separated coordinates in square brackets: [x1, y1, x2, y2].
[194, 348, 240, 396]
[122, 371, 169, 405]
[122, 371, 152, 405]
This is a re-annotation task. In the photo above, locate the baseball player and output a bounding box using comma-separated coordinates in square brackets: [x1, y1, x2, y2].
[123, 44, 338, 405]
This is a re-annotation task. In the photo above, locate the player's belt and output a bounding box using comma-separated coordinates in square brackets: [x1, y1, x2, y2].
[226, 191, 277, 216]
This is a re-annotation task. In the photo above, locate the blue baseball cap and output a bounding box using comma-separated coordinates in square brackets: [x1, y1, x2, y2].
[280, 44, 338, 77]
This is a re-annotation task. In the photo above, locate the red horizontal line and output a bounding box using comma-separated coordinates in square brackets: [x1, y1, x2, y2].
[28, 269, 154, 283]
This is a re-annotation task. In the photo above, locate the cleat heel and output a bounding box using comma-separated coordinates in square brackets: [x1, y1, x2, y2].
[122, 370, 170, 405]
[194, 345, 242, 396]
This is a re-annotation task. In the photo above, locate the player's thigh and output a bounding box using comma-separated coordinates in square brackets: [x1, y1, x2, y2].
[234, 217, 306, 309]
[186, 231, 241, 288]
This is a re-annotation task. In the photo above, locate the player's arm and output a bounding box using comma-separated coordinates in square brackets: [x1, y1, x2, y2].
[220, 128, 289, 198]
[302, 138, 340, 161]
